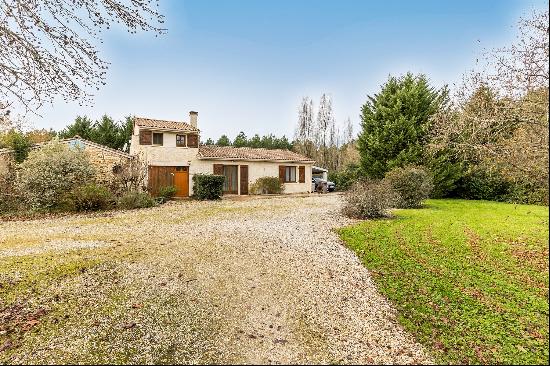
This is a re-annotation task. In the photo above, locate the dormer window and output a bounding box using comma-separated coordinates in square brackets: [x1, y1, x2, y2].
[153, 132, 163, 146]
[176, 134, 186, 147]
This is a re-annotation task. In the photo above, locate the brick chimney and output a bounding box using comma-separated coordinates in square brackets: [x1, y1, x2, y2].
[189, 111, 198, 128]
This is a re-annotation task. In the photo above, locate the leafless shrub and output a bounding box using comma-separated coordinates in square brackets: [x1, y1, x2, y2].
[110, 154, 148, 194]
[342, 180, 399, 219]
[383, 165, 433, 208]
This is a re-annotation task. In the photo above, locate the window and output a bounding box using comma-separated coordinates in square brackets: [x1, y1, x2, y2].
[284, 166, 296, 182]
[175, 166, 188, 172]
[153, 132, 163, 145]
[176, 134, 186, 147]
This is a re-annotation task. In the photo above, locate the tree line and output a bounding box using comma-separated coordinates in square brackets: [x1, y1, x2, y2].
[203, 132, 293, 150]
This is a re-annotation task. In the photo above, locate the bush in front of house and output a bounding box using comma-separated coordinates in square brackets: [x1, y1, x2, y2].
[382, 165, 433, 208]
[17, 140, 95, 209]
[117, 191, 157, 209]
[69, 183, 115, 211]
[192, 174, 225, 200]
[342, 180, 399, 219]
[158, 185, 178, 201]
[250, 176, 284, 194]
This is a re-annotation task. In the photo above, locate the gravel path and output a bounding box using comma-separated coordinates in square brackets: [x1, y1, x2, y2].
[0, 194, 432, 364]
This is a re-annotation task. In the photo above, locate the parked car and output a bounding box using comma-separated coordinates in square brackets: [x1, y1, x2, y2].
[312, 177, 335, 192]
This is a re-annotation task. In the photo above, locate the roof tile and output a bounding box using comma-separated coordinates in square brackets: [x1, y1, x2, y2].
[198, 145, 314, 162]
[134, 117, 199, 132]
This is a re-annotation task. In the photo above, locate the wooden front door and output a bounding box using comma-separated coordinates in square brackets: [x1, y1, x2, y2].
[174, 167, 189, 197]
[240, 165, 248, 195]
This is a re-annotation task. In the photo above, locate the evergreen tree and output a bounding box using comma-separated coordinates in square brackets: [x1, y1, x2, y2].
[91, 115, 123, 150]
[233, 131, 248, 147]
[120, 116, 134, 152]
[204, 138, 215, 145]
[357, 73, 447, 178]
[216, 135, 231, 146]
[59, 116, 94, 140]
[249, 134, 261, 148]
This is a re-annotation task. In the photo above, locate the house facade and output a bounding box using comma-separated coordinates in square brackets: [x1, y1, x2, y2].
[130, 111, 314, 197]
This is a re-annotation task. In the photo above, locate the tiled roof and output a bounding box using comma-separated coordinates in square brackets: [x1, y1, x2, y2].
[27, 136, 132, 158]
[198, 145, 315, 162]
[61, 136, 132, 158]
[134, 117, 199, 132]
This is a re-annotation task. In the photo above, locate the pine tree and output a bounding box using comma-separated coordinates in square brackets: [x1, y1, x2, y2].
[216, 135, 231, 146]
[59, 116, 94, 140]
[233, 131, 248, 147]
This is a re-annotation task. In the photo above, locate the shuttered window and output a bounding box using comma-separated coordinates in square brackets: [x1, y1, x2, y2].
[299, 166, 305, 183]
[187, 134, 198, 148]
[139, 130, 152, 145]
[284, 166, 296, 183]
[153, 132, 163, 145]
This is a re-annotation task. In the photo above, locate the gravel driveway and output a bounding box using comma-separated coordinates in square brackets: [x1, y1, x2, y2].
[0, 194, 431, 364]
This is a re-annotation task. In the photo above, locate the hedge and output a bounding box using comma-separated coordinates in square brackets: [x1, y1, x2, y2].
[192, 174, 225, 200]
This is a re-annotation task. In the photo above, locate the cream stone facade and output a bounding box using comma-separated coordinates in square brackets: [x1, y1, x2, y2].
[191, 158, 313, 195]
[130, 127, 198, 167]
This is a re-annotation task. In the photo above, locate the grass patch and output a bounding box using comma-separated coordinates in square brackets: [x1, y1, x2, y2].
[338, 199, 549, 364]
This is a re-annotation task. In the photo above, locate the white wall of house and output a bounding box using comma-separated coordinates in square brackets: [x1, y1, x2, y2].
[130, 127, 198, 166]
[191, 159, 313, 195]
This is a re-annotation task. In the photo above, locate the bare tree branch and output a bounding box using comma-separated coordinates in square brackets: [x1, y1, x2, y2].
[0, 0, 165, 117]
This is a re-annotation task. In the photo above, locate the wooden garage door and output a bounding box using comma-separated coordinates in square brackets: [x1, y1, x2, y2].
[148, 166, 189, 197]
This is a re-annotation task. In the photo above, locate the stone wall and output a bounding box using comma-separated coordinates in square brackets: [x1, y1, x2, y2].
[81, 143, 132, 187]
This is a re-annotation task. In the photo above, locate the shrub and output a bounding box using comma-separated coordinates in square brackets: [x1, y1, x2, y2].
[455, 165, 510, 201]
[250, 176, 284, 194]
[383, 165, 433, 208]
[342, 180, 399, 219]
[117, 191, 156, 210]
[110, 156, 148, 195]
[17, 140, 95, 209]
[328, 163, 361, 191]
[158, 185, 178, 201]
[425, 150, 465, 198]
[503, 182, 549, 206]
[69, 184, 115, 211]
[192, 174, 225, 200]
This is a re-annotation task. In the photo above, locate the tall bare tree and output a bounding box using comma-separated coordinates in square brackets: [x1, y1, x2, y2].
[1, 0, 165, 116]
[294, 95, 358, 172]
[295, 96, 315, 158]
[316, 93, 334, 167]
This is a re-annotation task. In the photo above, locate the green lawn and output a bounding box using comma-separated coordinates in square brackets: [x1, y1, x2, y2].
[338, 199, 549, 364]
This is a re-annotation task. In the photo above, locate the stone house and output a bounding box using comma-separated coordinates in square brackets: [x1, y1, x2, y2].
[130, 111, 315, 197]
[0, 137, 132, 188]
